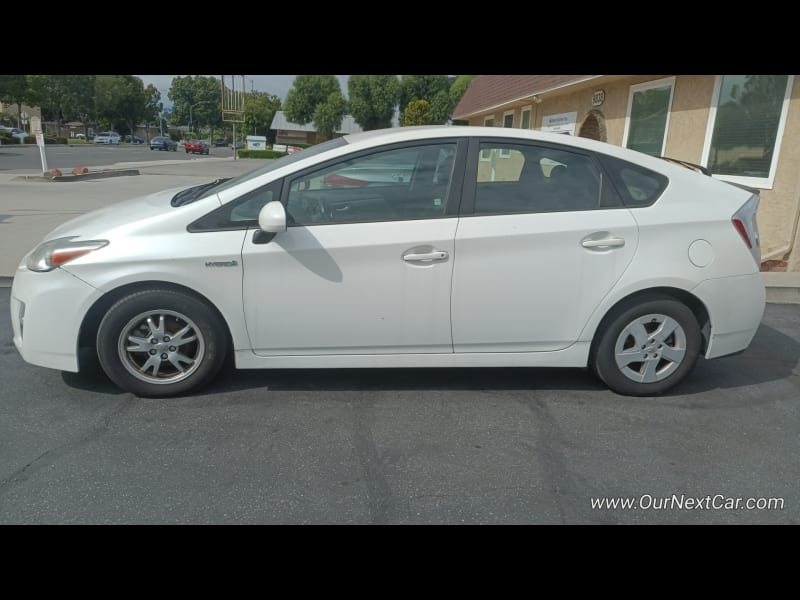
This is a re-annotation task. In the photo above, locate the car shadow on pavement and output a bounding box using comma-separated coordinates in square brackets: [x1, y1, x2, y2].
[60, 321, 800, 399]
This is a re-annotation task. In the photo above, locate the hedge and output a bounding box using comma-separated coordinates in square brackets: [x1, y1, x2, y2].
[237, 149, 286, 159]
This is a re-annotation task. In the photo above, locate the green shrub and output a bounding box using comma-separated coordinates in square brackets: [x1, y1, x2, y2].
[0, 134, 19, 144]
[23, 135, 35, 144]
[237, 149, 286, 159]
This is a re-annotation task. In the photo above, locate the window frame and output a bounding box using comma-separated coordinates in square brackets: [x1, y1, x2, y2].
[279, 137, 469, 226]
[700, 74, 794, 190]
[621, 76, 676, 158]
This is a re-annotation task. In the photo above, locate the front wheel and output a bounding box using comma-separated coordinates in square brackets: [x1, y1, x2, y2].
[591, 296, 702, 396]
[96, 289, 228, 397]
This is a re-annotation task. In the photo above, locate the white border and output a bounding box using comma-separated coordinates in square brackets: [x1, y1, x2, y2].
[621, 76, 676, 157]
[701, 75, 794, 190]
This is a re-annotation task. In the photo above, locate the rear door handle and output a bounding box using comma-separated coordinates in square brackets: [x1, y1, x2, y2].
[403, 250, 449, 262]
[581, 237, 625, 249]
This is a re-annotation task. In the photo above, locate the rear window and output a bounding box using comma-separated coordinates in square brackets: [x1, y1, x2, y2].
[597, 154, 668, 207]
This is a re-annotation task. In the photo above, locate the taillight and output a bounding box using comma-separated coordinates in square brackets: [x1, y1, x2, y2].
[731, 193, 760, 266]
[732, 218, 752, 248]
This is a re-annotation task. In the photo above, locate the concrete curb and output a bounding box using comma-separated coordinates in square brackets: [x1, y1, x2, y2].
[12, 169, 140, 182]
[763, 272, 800, 304]
[0, 276, 12, 288]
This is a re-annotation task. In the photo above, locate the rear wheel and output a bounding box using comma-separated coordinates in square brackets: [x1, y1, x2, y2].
[96, 289, 228, 397]
[591, 296, 701, 396]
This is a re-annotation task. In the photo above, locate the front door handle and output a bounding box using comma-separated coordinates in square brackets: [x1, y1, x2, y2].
[403, 250, 449, 262]
[581, 237, 625, 249]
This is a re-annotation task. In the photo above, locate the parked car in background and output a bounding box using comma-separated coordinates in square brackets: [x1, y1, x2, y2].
[1, 126, 28, 141]
[214, 138, 229, 147]
[94, 132, 121, 145]
[124, 135, 144, 144]
[149, 136, 177, 151]
[185, 139, 210, 155]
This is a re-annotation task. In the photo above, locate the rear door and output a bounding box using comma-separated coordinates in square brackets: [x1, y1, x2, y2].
[451, 138, 639, 352]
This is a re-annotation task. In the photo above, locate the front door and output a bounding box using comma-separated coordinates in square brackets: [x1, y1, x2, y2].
[242, 139, 465, 356]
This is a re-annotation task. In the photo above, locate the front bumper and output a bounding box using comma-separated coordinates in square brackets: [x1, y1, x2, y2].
[10, 265, 104, 372]
[692, 272, 766, 359]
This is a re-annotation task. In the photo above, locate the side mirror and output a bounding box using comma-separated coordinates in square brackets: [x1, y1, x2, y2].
[258, 200, 287, 233]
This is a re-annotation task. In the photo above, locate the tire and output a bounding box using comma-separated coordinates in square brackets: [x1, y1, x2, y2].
[591, 295, 701, 396]
[96, 288, 228, 397]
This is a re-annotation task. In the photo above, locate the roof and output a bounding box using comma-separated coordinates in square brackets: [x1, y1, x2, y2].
[270, 111, 365, 135]
[452, 75, 598, 120]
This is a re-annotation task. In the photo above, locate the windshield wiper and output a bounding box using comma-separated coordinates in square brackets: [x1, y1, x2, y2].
[171, 178, 232, 207]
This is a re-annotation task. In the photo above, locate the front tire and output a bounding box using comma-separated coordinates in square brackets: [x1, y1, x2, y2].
[591, 295, 701, 396]
[96, 289, 228, 397]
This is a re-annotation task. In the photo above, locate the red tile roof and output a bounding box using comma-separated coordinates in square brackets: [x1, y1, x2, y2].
[452, 75, 596, 119]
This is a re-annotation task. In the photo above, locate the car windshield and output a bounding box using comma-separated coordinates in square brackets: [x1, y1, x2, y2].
[197, 136, 349, 199]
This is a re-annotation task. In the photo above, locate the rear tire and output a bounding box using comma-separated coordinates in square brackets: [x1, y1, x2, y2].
[591, 295, 701, 396]
[96, 289, 228, 397]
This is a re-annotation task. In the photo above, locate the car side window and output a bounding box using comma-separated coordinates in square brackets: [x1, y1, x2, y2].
[597, 154, 669, 207]
[473, 143, 618, 214]
[188, 180, 281, 232]
[285, 143, 456, 226]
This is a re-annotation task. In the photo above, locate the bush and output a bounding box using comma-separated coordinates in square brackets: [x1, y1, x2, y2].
[23, 136, 35, 144]
[237, 149, 287, 159]
[0, 133, 19, 144]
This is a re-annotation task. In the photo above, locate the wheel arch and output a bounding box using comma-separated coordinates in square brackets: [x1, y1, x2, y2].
[588, 286, 711, 363]
[77, 280, 235, 372]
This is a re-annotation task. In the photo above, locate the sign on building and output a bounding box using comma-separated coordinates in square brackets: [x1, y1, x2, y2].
[541, 112, 577, 135]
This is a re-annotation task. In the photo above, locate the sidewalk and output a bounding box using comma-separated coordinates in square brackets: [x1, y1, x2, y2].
[1, 156, 799, 302]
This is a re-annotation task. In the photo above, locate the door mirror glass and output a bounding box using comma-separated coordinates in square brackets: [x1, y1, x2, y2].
[258, 200, 287, 232]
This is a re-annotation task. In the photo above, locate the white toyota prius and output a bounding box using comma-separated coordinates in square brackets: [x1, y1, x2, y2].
[10, 126, 766, 397]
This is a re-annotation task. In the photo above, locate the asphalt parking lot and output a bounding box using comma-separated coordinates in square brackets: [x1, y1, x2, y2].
[1, 288, 798, 524]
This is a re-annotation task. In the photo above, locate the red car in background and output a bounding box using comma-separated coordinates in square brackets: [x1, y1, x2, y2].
[185, 139, 209, 155]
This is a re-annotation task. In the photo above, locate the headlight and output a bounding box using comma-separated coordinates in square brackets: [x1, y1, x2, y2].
[26, 236, 109, 272]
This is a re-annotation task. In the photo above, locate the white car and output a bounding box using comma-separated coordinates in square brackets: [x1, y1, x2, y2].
[10, 126, 766, 398]
[94, 131, 120, 145]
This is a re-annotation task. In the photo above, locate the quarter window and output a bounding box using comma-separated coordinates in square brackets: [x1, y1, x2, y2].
[286, 143, 457, 225]
[473, 143, 616, 214]
[702, 75, 793, 188]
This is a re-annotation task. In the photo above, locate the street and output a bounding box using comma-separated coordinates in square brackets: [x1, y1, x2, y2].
[1, 287, 798, 524]
[0, 143, 233, 174]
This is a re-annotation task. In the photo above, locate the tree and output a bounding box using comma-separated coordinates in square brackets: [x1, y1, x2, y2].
[0, 75, 33, 129]
[244, 91, 281, 139]
[284, 75, 346, 140]
[449, 75, 476, 107]
[168, 76, 222, 135]
[402, 99, 432, 126]
[95, 75, 148, 136]
[313, 91, 347, 140]
[348, 75, 399, 130]
[61, 75, 97, 138]
[399, 75, 451, 124]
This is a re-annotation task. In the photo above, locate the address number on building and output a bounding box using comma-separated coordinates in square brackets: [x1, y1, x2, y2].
[592, 89, 605, 107]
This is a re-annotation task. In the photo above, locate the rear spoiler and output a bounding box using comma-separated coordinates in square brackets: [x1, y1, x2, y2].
[660, 156, 759, 196]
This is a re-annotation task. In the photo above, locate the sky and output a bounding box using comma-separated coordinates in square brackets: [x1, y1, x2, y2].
[136, 75, 350, 108]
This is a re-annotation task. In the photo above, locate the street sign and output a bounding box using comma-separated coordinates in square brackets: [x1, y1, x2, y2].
[35, 132, 44, 147]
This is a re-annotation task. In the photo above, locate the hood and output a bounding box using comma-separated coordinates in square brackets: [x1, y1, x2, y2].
[43, 186, 200, 242]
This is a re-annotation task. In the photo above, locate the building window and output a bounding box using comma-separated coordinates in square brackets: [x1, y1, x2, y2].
[480, 116, 495, 160]
[622, 77, 675, 157]
[520, 106, 532, 130]
[500, 111, 515, 157]
[701, 75, 793, 188]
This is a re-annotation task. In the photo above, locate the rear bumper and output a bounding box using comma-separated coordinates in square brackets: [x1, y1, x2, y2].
[11, 265, 103, 372]
[692, 272, 766, 359]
